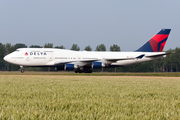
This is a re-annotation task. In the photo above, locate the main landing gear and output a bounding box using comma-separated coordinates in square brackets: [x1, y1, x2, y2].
[75, 68, 92, 73]
[20, 66, 24, 73]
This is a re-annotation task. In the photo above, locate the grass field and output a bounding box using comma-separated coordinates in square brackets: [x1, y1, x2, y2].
[0, 74, 180, 119]
[0, 71, 180, 77]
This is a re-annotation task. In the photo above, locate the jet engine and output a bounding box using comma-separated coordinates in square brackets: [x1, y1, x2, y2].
[92, 62, 106, 68]
[56, 64, 75, 71]
[64, 63, 75, 70]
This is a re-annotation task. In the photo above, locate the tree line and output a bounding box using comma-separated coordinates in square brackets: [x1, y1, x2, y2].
[0, 43, 179, 72]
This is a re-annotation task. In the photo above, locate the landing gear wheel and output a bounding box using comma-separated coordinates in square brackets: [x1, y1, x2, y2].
[20, 66, 24, 73]
[20, 69, 24, 73]
[75, 69, 92, 73]
[84, 69, 92, 73]
[89, 70, 92, 73]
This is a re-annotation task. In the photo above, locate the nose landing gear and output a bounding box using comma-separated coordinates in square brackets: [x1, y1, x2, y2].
[20, 66, 24, 73]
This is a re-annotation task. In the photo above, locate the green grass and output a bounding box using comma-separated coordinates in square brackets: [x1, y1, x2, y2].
[0, 71, 180, 77]
[0, 75, 180, 119]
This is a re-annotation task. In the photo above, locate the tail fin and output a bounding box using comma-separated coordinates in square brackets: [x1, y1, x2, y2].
[136, 29, 171, 52]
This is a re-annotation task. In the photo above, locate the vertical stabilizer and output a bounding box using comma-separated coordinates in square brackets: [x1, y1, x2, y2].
[136, 29, 171, 52]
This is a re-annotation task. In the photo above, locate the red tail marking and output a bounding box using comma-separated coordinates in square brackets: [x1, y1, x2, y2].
[159, 41, 166, 52]
[152, 35, 169, 42]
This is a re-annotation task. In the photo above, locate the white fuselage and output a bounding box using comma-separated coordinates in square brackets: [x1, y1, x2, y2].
[4, 48, 165, 68]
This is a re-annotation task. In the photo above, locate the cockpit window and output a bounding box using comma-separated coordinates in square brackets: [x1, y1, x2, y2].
[15, 50, 20, 52]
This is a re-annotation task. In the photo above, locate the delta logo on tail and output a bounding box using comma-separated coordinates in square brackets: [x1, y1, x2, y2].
[136, 29, 171, 52]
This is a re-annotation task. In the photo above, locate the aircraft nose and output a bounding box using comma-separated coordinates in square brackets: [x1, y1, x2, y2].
[3, 55, 10, 62]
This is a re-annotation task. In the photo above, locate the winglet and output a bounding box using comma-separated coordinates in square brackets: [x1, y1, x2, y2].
[136, 29, 171, 52]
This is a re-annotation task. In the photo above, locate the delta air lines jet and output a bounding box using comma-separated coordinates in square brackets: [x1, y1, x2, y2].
[4, 29, 171, 73]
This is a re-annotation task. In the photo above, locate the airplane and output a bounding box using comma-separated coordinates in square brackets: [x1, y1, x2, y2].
[3, 29, 171, 73]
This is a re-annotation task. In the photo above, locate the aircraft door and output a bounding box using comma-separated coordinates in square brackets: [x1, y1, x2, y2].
[78, 55, 81, 60]
[26, 56, 29, 61]
[49, 56, 53, 61]
[24, 51, 31, 61]
[48, 52, 54, 61]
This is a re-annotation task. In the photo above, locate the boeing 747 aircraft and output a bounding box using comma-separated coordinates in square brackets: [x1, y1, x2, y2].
[4, 29, 171, 73]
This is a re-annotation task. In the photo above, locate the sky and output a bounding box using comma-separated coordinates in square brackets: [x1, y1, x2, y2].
[0, 0, 180, 51]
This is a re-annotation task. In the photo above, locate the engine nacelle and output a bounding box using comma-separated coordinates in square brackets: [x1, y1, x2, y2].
[64, 63, 74, 70]
[92, 62, 106, 69]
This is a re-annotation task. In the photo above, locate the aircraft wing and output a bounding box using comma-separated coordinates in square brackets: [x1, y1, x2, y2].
[103, 57, 135, 62]
[54, 55, 144, 65]
[145, 52, 174, 58]
[104, 54, 145, 62]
